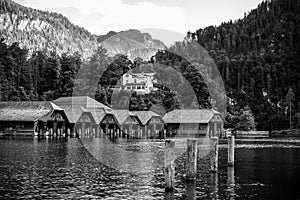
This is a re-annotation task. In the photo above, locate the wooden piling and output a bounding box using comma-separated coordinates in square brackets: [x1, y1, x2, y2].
[186, 139, 198, 181]
[67, 128, 70, 138]
[96, 126, 100, 138]
[227, 166, 234, 186]
[164, 189, 174, 200]
[228, 136, 235, 166]
[53, 122, 57, 137]
[210, 137, 219, 173]
[209, 172, 218, 199]
[185, 179, 196, 200]
[164, 140, 175, 190]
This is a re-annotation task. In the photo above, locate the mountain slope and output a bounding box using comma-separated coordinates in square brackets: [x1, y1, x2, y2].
[99, 29, 166, 60]
[0, 0, 99, 58]
[189, 0, 300, 130]
[0, 0, 166, 60]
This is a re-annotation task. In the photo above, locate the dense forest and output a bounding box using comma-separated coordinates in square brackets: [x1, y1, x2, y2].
[0, 39, 185, 116]
[0, 0, 300, 131]
[187, 0, 300, 130]
[0, 39, 81, 101]
[74, 48, 184, 116]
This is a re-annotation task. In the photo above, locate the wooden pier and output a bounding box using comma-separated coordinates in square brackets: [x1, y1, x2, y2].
[164, 136, 235, 195]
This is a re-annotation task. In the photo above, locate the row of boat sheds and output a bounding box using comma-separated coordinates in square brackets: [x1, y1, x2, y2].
[0, 96, 225, 139]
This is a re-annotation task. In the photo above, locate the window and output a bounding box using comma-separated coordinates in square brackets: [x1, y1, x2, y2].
[126, 80, 128, 84]
[127, 86, 131, 90]
[134, 79, 137, 83]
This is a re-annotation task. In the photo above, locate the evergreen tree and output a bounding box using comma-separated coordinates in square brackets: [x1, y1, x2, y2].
[235, 106, 256, 131]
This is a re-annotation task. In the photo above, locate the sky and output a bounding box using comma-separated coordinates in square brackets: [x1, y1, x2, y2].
[14, 0, 263, 45]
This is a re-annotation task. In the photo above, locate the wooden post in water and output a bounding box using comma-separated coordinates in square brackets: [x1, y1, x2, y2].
[164, 140, 175, 191]
[137, 126, 140, 139]
[186, 139, 198, 181]
[129, 125, 132, 139]
[100, 127, 103, 138]
[185, 179, 196, 200]
[227, 166, 235, 199]
[228, 136, 235, 166]
[53, 122, 57, 137]
[81, 122, 85, 138]
[67, 128, 70, 138]
[209, 172, 218, 199]
[210, 137, 219, 173]
[39, 128, 43, 137]
[97, 125, 100, 138]
[106, 124, 109, 138]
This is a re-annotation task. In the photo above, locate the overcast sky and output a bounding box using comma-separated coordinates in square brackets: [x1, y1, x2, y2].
[15, 0, 263, 37]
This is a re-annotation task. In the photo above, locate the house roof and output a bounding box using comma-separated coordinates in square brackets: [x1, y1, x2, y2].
[129, 69, 156, 75]
[125, 82, 146, 86]
[53, 96, 111, 110]
[0, 101, 64, 122]
[163, 109, 224, 124]
[85, 107, 110, 124]
[112, 110, 140, 125]
[55, 105, 92, 123]
[131, 111, 162, 125]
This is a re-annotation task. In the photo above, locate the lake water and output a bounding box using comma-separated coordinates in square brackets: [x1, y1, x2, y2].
[1, 137, 300, 199]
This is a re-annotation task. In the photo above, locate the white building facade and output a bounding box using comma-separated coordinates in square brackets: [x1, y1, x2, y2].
[116, 71, 157, 94]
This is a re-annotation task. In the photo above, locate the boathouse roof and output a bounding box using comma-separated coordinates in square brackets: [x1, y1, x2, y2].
[163, 109, 224, 124]
[131, 111, 163, 125]
[112, 110, 141, 125]
[0, 101, 65, 122]
[53, 96, 111, 111]
[53, 104, 94, 124]
[85, 107, 113, 124]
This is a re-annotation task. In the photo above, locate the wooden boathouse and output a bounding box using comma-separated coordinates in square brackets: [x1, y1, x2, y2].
[163, 109, 225, 138]
[53, 104, 96, 137]
[112, 110, 142, 138]
[131, 111, 165, 139]
[53, 96, 118, 137]
[88, 107, 119, 138]
[0, 101, 68, 136]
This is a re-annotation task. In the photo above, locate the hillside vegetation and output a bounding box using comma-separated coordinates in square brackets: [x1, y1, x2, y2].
[187, 0, 300, 130]
[0, 0, 98, 58]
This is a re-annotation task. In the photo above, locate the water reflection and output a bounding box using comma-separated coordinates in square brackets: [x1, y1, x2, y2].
[164, 189, 174, 200]
[227, 166, 235, 199]
[1, 138, 300, 199]
[209, 173, 218, 199]
[186, 180, 196, 200]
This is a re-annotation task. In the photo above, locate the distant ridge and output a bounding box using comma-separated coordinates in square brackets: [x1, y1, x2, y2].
[0, 0, 166, 60]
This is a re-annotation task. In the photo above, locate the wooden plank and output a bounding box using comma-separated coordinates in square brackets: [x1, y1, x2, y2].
[186, 139, 197, 181]
[228, 136, 235, 166]
[164, 140, 175, 190]
[210, 137, 218, 173]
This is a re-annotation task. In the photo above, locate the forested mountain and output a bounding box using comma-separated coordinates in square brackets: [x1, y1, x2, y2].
[1, 0, 299, 131]
[99, 29, 166, 61]
[0, 0, 165, 60]
[0, 0, 98, 59]
[187, 0, 300, 130]
[0, 1, 166, 107]
[0, 39, 82, 101]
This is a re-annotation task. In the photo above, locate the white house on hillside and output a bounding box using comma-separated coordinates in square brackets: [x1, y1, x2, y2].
[113, 71, 157, 94]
